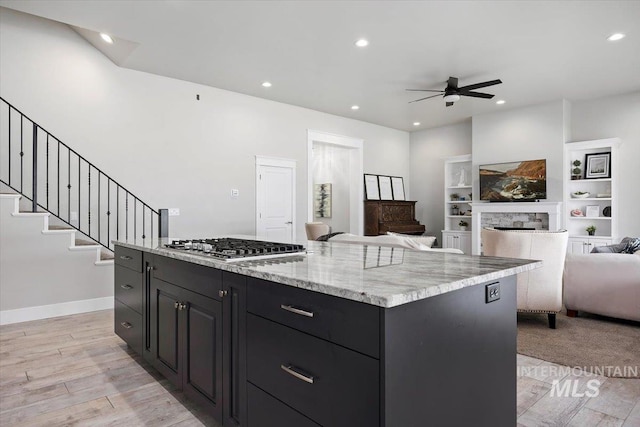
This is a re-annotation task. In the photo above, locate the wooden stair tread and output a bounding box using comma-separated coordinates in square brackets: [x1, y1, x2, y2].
[49, 225, 73, 230]
[75, 239, 98, 246]
[100, 252, 115, 261]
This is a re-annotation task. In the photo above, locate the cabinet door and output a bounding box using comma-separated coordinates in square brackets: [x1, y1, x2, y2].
[568, 238, 588, 254]
[182, 287, 223, 420]
[443, 234, 457, 250]
[149, 277, 182, 387]
[458, 234, 471, 255]
[223, 272, 248, 426]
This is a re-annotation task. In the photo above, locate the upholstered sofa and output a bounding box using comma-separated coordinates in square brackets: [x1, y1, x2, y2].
[564, 251, 640, 322]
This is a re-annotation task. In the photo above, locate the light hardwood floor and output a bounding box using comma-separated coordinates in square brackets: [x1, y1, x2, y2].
[0, 310, 638, 426]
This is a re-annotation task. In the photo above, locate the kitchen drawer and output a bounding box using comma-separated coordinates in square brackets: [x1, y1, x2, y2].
[114, 246, 143, 272]
[247, 314, 379, 427]
[115, 300, 142, 356]
[247, 383, 319, 427]
[247, 278, 379, 358]
[115, 265, 143, 314]
[153, 256, 222, 300]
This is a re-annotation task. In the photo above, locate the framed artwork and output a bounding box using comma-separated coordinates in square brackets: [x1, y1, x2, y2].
[314, 183, 332, 218]
[584, 152, 611, 179]
[585, 205, 600, 218]
[378, 176, 393, 200]
[391, 176, 405, 200]
[364, 174, 380, 200]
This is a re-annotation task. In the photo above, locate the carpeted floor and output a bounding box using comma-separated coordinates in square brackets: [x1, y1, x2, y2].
[517, 312, 640, 378]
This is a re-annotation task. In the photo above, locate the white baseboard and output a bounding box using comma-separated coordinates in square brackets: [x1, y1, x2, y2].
[0, 296, 114, 325]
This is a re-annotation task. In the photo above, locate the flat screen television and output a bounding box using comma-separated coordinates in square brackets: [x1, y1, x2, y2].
[479, 159, 546, 201]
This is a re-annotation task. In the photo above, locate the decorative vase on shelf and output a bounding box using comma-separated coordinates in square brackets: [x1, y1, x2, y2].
[460, 226, 468, 231]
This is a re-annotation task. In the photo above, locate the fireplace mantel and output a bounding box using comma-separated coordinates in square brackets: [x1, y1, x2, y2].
[471, 202, 562, 255]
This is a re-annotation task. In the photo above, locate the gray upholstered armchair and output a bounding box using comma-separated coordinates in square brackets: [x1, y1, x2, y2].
[481, 228, 569, 328]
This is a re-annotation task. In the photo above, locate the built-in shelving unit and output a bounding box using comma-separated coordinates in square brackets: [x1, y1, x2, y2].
[442, 155, 472, 254]
[564, 138, 620, 254]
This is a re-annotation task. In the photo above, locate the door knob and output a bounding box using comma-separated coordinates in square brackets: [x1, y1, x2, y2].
[285, 221, 293, 224]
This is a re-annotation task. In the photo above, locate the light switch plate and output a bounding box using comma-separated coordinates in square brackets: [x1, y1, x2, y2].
[168, 208, 180, 216]
[231, 189, 239, 198]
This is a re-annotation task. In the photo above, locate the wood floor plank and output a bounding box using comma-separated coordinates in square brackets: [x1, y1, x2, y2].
[0, 382, 69, 413]
[516, 375, 552, 416]
[585, 378, 640, 420]
[567, 407, 624, 427]
[10, 397, 114, 427]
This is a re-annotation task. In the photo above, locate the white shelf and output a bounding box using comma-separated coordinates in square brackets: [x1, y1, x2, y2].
[444, 155, 473, 254]
[569, 178, 612, 183]
[568, 216, 612, 220]
[564, 138, 620, 255]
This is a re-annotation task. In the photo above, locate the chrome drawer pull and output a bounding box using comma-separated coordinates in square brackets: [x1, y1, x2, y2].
[280, 304, 314, 318]
[119, 255, 133, 260]
[120, 284, 133, 290]
[120, 322, 133, 329]
[280, 364, 314, 384]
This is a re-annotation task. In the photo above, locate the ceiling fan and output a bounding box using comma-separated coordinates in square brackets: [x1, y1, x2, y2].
[407, 76, 502, 107]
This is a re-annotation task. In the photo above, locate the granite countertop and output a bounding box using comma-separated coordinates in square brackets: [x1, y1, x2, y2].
[114, 238, 540, 308]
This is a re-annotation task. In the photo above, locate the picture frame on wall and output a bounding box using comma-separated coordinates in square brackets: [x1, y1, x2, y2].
[584, 152, 611, 179]
[391, 176, 405, 200]
[378, 176, 393, 200]
[364, 174, 380, 200]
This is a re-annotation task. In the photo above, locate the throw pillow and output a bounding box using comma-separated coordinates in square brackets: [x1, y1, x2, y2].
[386, 232, 436, 248]
[621, 237, 640, 254]
[590, 237, 635, 254]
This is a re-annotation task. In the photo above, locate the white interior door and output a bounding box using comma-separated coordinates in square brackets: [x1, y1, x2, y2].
[256, 159, 295, 243]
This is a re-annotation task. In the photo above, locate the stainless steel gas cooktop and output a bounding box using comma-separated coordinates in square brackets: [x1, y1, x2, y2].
[164, 238, 306, 262]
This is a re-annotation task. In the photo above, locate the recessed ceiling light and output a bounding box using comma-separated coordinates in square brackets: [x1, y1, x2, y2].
[262, 81, 272, 88]
[355, 39, 369, 47]
[100, 33, 113, 44]
[496, 100, 506, 105]
[413, 122, 421, 126]
[351, 105, 360, 110]
[607, 33, 625, 41]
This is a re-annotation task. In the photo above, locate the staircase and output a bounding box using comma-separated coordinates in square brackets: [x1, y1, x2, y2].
[0, 97, 167, 324]
[1, 193, 114, 265]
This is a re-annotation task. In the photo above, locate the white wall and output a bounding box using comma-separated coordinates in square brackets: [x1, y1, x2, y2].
[472, 100, 569, 203]
[0, 9, 410, 243]
[571, 92, 640, 238]
[312, 142, 351, 232]
[409, 121, 471, 245]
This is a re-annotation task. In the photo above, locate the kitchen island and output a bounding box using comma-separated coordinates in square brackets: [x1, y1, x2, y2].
[114, 238, 540, 427]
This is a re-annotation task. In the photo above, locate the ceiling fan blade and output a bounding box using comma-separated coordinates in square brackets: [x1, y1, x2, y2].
[446, 102, 454, 107]
[458, 79, 502, 92]
[447, 76, 459, 89]
[405, 89, 445, 93]
[409, 94, 442, 103]
[460, 91, 495, 99]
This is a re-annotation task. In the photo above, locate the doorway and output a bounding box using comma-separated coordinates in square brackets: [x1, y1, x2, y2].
[307, 130, 363, 235]
[255, 156, 296, 243]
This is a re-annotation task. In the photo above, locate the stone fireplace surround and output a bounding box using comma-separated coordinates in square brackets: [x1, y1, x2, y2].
[471, 202, 562, 255]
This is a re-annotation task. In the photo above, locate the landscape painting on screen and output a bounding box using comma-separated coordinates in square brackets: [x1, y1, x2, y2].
[479, 159, 546, 201]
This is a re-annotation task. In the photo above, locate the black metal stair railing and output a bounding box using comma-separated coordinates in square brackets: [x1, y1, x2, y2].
[0, 97, 168, 251]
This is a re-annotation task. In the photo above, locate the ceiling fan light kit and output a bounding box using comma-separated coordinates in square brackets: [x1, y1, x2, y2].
[408, 76, 502, 107]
